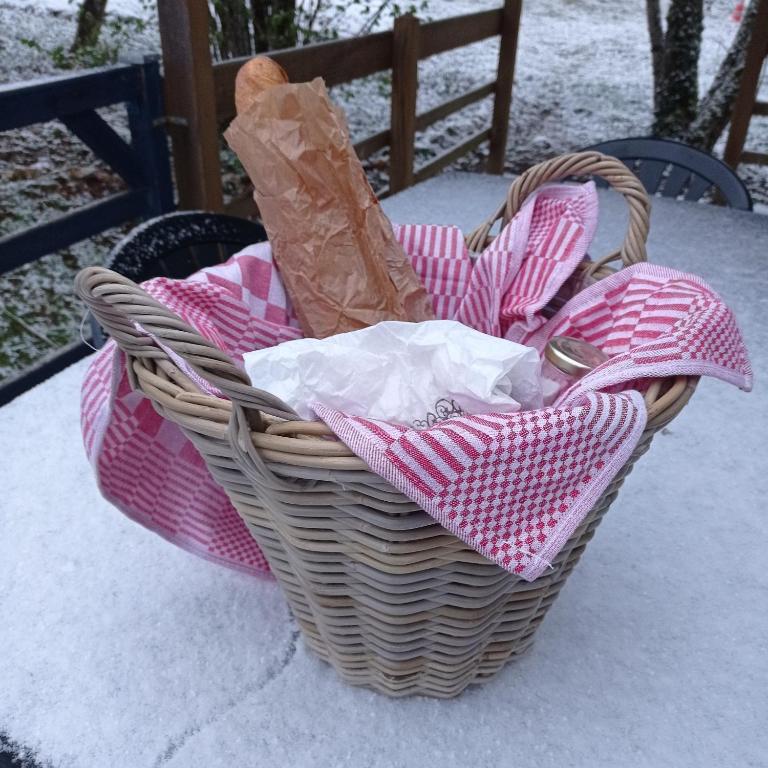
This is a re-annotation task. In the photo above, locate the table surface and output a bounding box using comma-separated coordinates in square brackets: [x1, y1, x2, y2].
[1, 173, 766, 768]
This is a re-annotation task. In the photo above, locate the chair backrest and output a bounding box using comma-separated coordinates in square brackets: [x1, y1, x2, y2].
[583, 137, 752, 211]
[107, 211, 268, 282]
[91, 211, 268, 347]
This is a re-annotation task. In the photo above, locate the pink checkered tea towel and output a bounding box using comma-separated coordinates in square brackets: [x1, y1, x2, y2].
[81, 181, 751, 580]
[316, 264, 752, 580]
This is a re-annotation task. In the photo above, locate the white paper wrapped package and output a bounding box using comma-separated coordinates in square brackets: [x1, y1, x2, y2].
[243, 320, 543, 426]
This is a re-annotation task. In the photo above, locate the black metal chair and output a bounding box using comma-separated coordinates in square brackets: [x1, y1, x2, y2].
[90, 211, 268, 347]
[583, 137, 753, 211]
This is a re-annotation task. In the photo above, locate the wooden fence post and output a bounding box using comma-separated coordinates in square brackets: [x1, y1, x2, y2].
[723, 0, 768, 169]
[390, 13, 419, 193]
[157, 0, 223, 211]
[487, 0, 522, 174]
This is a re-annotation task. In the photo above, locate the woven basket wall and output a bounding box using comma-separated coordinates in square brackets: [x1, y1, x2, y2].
[75, 153, 697, 698]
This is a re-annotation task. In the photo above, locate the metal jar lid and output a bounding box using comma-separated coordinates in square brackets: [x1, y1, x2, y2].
[544, 336, 609, 378]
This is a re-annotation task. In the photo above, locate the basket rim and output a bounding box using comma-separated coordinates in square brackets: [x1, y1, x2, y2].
[132, 353, 698, 472]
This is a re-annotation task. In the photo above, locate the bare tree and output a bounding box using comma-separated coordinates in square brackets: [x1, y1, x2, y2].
[687, 3, 762, 149]
[647, 0, 760, 149]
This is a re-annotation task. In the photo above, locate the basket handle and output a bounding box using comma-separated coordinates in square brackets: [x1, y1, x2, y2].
[465, 151, 652, 273]
[74, 266, 300, 421]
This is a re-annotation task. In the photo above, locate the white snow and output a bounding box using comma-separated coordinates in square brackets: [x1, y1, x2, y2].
[2, 0, 147, 14]
[1, 175, 766, 768]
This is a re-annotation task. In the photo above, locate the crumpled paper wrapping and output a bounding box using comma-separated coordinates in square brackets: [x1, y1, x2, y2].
[224, 77, 434, 338]
[243, 320, 543, 426]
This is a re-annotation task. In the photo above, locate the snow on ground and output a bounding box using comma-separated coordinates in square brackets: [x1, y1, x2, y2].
[2, 0, 147, 17]
[1, 177, 766, 767]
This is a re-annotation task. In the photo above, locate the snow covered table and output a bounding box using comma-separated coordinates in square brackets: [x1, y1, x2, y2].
[1, 172, 766, 768]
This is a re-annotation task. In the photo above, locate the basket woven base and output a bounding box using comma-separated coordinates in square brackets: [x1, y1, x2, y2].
[228, 457, 632, 698]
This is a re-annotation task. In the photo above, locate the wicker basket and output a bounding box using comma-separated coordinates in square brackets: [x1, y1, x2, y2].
[75, 153, 697, 698]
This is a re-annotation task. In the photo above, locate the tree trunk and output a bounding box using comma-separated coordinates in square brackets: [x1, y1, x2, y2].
[646, 0, 665, 113]
[252, 0, 269, 51]
[272, 0, 298, 49]
[211, 0, 252, 59]
[71, 0, 108, 53]
[652, 0, 704, 137]
[252, 0, 297, 52]
[686, 0, 760, 150]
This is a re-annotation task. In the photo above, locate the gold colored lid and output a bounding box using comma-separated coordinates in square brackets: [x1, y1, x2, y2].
[545, 336, 609, 378]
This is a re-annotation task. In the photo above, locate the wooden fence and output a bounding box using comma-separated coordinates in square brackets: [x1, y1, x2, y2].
[0, 57, 173, 406]
[158, 0, 522, 214]
[723, 0, 768, 169]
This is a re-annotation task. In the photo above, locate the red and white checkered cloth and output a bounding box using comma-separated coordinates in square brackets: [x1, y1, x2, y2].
[80, 243, 301, 575]
[81, 182, 752, 580]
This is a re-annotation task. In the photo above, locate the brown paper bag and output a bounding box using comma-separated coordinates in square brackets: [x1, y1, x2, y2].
[224, 77, 434, 338]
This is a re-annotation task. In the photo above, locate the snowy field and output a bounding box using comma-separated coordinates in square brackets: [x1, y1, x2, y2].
[1, 0, 766, 383]
[1, 175, 766, 768]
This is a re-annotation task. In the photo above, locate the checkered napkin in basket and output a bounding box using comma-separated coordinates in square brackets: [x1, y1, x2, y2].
[81, 181, 752, 580]
[81, 244, 301, 575]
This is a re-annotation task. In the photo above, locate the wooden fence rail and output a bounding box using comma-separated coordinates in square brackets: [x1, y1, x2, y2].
[0, 57, 173, 275]
[158, 0, 522, 213]
[0, 57, 173, 406]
